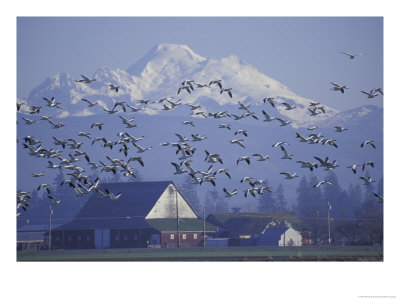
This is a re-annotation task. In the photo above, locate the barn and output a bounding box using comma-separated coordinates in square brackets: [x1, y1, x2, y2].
[257, 227, 303, 246]
[51, 181, 217, 249]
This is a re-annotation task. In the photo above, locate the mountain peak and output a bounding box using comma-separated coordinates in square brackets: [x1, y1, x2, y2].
[127, 43, 207, 77]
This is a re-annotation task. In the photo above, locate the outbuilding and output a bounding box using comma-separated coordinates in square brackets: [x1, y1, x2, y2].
[52, 181, 217, 249]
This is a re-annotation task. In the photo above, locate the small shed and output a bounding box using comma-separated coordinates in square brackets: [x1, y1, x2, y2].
[17, 225, 47, 251]
[257, 227, 303, 246]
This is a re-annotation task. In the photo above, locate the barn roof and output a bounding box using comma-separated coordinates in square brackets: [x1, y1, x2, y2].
[56, 181, 174, 230]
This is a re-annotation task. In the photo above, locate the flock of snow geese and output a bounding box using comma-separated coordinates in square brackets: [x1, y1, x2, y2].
[16, 51, 384, 216]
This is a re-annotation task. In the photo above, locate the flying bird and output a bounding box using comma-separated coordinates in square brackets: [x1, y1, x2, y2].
[340, 51, 365, 59]
[263, 97, 275, 107]
[313, 181, 332, 188]
[361, 140, 376, 149]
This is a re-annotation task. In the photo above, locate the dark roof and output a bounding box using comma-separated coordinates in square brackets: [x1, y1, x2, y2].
[206, 212, 306, 236]
[147, 218, 217, 232]
[257, 227, 289, 246]
[17, 231, 46, 242]
[56, 181, 173, 230]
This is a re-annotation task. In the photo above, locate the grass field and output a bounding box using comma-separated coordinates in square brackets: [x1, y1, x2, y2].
[17, 246, 383, 261]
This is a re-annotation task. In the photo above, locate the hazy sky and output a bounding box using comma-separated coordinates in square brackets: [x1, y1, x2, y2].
[17, 17, 383, 111]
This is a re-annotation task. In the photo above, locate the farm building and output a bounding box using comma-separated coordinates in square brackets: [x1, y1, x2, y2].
[17, 224, 47, 251]
[51, 181, 217, 249]
[206, 212, 309, 246]
[257, 227, 303, 246]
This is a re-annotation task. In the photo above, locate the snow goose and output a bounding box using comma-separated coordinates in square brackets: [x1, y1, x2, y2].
[37, 184, 51, 194]
[275, 118, 292, 127]
[22, 117, 39, 125]
[252, 154, 270, 161]
[262, 110, 276, 122]
[234, 129, 248, 137]
[361, 140, 376, 149]
[361, 90, 379, 98]
[133, 143, 152, 153]
[220, 88, 233, 98]
[334, 126, 348, 132]
[313, 181, 332, 188]
[81, 98, 98, 107]
[182, 121, 195, 127]
[213, 168, 231, 179]
[359, 176, 376, 185]
[204, 151, 223, 164]
[218, 124, 231, 130]
[280, 145, 293, 159]
[237, 156, 250, 165]
[186, 104, 205, 111]
[32, 172, 45, 178]
[171, 162, 187, 175]
[373, 193, 383, 203]
[77, 131, 92, 139]
[191, 134, 207, 142]
[109, 84, 120, 93]
[263, 97, 275, 107]
[281, 103, 296, 110]
[230, 139, 246, 148]
[330, 82, 349, 94]
[209, 80, 222, 89]
[105, 189, 122, 201]
[347, 164, 360, 174]
[76, 75, 96, 83]
[362, 161, 374, 171]
[280, 172, 298, 179]
[177, 86, 192, 95]
[91, 122, 104, 130]
[272, 141, 288, 148]
[223, 188, 237, 197]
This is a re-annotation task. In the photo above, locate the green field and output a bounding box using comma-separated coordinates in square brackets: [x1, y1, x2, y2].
[17, 246, 383, 261]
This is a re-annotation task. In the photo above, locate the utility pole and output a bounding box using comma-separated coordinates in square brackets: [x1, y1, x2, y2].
[175, 187, 180, 248]
[203, 209, 206, 249]
[327, 200, 331, 246]
[49, 204, 53, 251]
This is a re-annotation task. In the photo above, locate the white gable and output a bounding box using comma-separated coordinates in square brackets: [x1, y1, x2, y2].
[145, 184, 198, 219]
[279, 228, 302, 246]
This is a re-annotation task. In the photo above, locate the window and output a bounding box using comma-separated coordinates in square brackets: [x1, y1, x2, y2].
[67, 236, 72, 242]
[133, 234, 138, 241]
[123, 235, 128, 241]
[86, 235, 91, 242]
[193, 234, 197, 239]
[77, 235, 82, 242]
[170, 234, 174, 240]
[182, 234, 186, 240]
[115, 235, 120, 241]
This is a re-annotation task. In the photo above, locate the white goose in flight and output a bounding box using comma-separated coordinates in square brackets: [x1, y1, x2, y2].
[223, 188, 238, 197]
[281, 103, 296, 110]
[171, 162, 187, 175]
[81, 98, 98, 107]
[133, 143, 152, 153]
[280, 145, 293, 159]
[280, 172, 299, 179]
[359, 176, 376, 185]
[361, 140, 376, 149]
[347, 164, 360, 174]
[237, 156, 251, 165]
[262, 110, 276, 122]
[76, 75, 96, 83]
[230, 139, 246, 148]
[373, 193, 383, 203]
[334, 126, 348, 132]
[275, 118, 292, 127]
[252, 154, 270, 161]
[263, 97, 275, 107]
[313, 181, 332, 188]
[105, 189, 122, 201]
[109, 84, 120, 93]
[22, 117, 39, 125]
[330, 82, 349, 94]
[361, 90, 379, 98]
[182, 121, 195, 127]
[191, 134, 207, 142]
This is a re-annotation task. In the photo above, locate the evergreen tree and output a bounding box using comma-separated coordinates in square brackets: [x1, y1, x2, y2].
[204, 190, 217, 215]
[257, 179, 277, 212]
[275, 183, 288, 212]
[179, 175, 202, 214]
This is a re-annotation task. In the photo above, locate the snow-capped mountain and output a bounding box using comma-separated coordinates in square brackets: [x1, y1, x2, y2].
[22, 43, 338, 124]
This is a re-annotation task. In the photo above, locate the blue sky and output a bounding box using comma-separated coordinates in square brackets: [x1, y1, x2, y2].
[17, 17, 383, 111]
